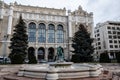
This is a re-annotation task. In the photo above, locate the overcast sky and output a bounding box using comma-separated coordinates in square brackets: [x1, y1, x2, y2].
[3, 0, 120, 26]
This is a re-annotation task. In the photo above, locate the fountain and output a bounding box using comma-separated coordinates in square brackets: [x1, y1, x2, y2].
[18, 46, 103, 80]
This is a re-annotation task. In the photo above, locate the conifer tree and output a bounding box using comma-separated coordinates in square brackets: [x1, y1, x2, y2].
[71, 24, 94, 62]
[9, 15, 28, 64]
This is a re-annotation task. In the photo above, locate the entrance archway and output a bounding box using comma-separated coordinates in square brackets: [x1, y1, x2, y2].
[28, 47, 36, 63]
[28, 47, 35, 55]
[48, 47, 54, 62]
[38, 47, 45, 61]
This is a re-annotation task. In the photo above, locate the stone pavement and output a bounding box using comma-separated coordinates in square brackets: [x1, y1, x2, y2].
[0, 63, 120, 80]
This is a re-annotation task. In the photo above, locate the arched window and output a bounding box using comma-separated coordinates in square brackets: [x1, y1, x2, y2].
[57, 24, 64, 43]
[48, 24, 55, 43]
[38, 23, 46, 43]
[28, 22, 36, 42]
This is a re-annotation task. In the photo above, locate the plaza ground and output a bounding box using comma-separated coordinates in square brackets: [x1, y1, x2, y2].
[0, 63, 120, 80]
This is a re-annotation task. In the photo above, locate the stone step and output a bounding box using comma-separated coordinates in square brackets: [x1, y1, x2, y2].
[3, 76, 19, 80]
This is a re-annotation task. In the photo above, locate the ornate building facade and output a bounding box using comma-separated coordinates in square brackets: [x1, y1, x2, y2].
[0, 1, 94, 62]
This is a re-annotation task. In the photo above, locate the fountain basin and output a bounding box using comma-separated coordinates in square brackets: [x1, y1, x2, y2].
[18, 63, 103, 80]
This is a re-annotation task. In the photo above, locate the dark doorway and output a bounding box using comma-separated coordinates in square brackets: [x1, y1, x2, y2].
[28, 47, 36, 63]
[48, 47, 54, 62]
[28, 47, 35, 56]
[38, 47, 45, 62]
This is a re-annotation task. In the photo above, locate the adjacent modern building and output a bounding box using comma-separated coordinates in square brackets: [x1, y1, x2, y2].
[0, 1, 94, 62]
[94, 21, 120, 61]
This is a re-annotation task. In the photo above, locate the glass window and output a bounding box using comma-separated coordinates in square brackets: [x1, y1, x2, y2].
[38, 23, 46, 43]
[109, 40, 113, 43]
[113, 31, 116, 34]
[108, 31, 111, 34]
[110, 45, 113, 48]
[108, 35, 112, 39]
[28, 22, 36, 42]
[112, 27, 115, 30]
[98, 42, 101, 45]
[57, 24, 64, 43]
[113, 36, 117, 39]
[97, 34, 100, 36]
[107, 26, 111, 29]
[117, 32, 120, 35]
[98, 46, 101, 49]
[98, 38, 100, 40]
[118, 36, 120, 39]
[115, 45, 118, 48]
[114, 40, 117, 43]
[117, 27, 119, 30]
[97, 30, 99, 32]
[48, 24, 55, 43]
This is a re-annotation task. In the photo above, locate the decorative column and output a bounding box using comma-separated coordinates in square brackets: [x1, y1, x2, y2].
[7, 3, 14, 35]
[45, 25, 48, 61]
[35, 24, 38, 62]
[35, 46, 38, 63]
[68, 10, 72, 37]
[55, 25, 57, 56]
[45, 47, 48, 61]
[0, 1, 4, 20]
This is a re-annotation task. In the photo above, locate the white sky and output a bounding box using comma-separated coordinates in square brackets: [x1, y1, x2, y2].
[3, 0, 120, 26]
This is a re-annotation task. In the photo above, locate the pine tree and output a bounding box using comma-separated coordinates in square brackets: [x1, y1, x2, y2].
[71, 24, 94, 62]
[9, 15, 28, 64]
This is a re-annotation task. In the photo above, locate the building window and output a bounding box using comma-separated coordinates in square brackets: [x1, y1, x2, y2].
[107, 26, 111, 29]
[57, 24, 64, 43]
[118, 36, 120, 39]
[38, 23, 46, 43]
[97, 34, 100, 36]
[98, 46, 101, 49]
[115, 45, 118, 48]
[112, 27, 115, 30]
[117, 32, 120, 35]
[113, 35, 117, 39]
[114, 40, 117, 43]
[113, 31, 116, 34]
[48, 24, 55, 43]
[108, 35, 112, 39]
[97, 30, 99, 32]
[28, 22, 36, 42]
[117, 27, 120, 30]
[108, 31, 111, 34]
[98, 38, 100, 41]
[98, 42, 101, 45]
[109, 40, 113, 43]
[95, 35, 96, 37]
[110, 45, 113, 48]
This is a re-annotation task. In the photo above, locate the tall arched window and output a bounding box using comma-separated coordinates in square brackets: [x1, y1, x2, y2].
[38, 23, 46, 43]
[28, 22, 36, 42]
[48, 24, 55, 43]
[57, 24, 64, 43]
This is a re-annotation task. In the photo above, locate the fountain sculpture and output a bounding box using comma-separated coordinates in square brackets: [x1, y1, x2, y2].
[18, 46, 103, 80]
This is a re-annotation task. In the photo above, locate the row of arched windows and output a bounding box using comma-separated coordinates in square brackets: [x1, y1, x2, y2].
[28, 22, 64, 43]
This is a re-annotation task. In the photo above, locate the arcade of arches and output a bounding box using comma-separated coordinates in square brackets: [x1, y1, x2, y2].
[28, 47, 64, 62]
[27, 22, 66, 62]
[28, 22, 64, 43]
